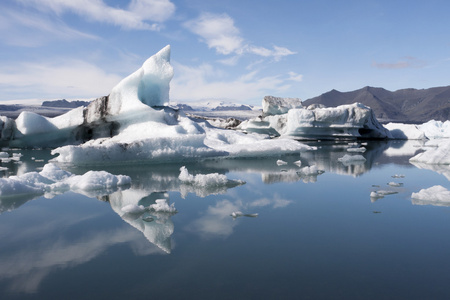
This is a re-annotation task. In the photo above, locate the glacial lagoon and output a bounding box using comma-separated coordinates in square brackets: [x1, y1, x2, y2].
[1, 140, 450, 299]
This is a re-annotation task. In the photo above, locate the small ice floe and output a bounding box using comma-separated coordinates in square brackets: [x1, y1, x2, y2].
[0, 166, 8, 171]
[387, 182, 403, 187]
[370, 190, 398, 199]
[231, 211, 259, 219]
[277, 159, 288, 166]
[121, 204, 145, 214]
[347, 147, 366, 153]
[296, 165, 324, 176]
[391, 174, 405, 178]
[149, 199, 177, 213]
[338, 154, 366, 164]
[178, 166, 244, 187]
[293, 160, 302, 167]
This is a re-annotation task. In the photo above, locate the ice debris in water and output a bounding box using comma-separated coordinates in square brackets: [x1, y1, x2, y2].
[370, 190, 398, 199]
[0, 163, 130, 198]
[296, 165, 324, 176]
[391, 174, 405, 178]
[293, 160, 302, 167]
[277, 159, 288, 166]
[338, 154, 366, 164]
[387, 182, 403, 187]
[411, 185, 450, 202]
[149, 199, 177, 213]
[231, 211, 259, 218]
[178, 166, 244, 187]
[347, 147, 366, 153]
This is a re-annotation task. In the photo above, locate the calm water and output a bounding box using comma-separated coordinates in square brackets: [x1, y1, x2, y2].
[1, 140, 450, 299]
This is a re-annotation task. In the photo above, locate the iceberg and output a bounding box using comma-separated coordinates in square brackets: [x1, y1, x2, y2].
[0, 46, 313, 164]
[238, 101, 392, 140]
[386, 120, 450, 140]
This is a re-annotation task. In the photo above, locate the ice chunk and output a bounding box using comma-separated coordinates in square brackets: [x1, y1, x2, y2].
[230, 211, 259, 218]
[149, 199, 177, 213]
[387, 182, 403, 187]
[178, 166, 244, 187]
[409, 139, 450, 165]
[276, 159, 288, 166]
[391, 174, 405, 178]
[347, 147, 366, 153]
[370, 190, 398, 199]
[240, 102, 392, 139]
[65, 171, 131, 191]
[338, 154, 366, 164]
[411, 185, 450, 204]
[293, 160, 302, 167]
[0, 163, 130, 199]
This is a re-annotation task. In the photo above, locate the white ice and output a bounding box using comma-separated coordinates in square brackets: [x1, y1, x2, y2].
[338, 154, 366, 164]
[409, 139, 450, 165]
[0, 163, 130, 198]
[178, 166, 244, 187]
[239, 102, 392, 139]
[276, 159, 288, 166]
[411, 185, 450, 205]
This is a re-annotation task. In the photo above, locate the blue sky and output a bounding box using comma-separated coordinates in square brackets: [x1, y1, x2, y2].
[1, 0, 450, 106]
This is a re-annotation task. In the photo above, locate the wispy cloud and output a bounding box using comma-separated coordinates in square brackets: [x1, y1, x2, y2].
[0, 8, 98, 47]
[184, 12, 296, 60]
[0, 59, 123, 100]
[171, 61, 293, 102]
[16, 0, 175, 30]
[371, 56, 426, 69]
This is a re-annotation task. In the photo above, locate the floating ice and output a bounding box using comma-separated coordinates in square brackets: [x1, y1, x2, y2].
[411, 185, 450, 205]
[391, 174, 405, 178]
[239, 102, 392, 140]
[277, 159, 288, 166]
[385, 123, 427, 140]
[0, 163, 130, 199]
[387, 182, 403, 187]
[347, 147, 366, 153]
[293, 160, 302, 167]
[230, 211, 259, 218]
[370, 190, 398, 199]
[149, 199, 177, 213]
[338, 154, 366, 164]
[262, 96, 303, 116]
[296, 165, 324, 176]
[178, 166, 244, 187]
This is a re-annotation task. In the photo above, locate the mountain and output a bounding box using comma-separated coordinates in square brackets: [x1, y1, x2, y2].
[41, 99, 90, 108]
[303, 86, 450, 123]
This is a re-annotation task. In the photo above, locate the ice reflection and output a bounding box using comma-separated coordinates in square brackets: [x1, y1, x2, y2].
[0, 215, 157, 294]
[108, 190, 176, 253]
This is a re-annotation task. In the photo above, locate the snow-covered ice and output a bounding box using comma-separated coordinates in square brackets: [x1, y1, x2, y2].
[370, 190, 398, 199]
[230, 211, 259, 218]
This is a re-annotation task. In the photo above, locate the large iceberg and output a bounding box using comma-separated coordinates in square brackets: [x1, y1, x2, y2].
[238, 101, 392, 140]
[0, 46, 313, 164]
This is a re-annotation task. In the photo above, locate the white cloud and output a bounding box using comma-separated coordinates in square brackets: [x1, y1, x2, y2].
[171, 61, 292, 102]
[184, 12, 296, 60]
[184, 12, 243, 55]
[288, 71, 303, 82]
[16, 0, 175, 30]
[0, 8, 98, 47]
[0, 59, 123, 100]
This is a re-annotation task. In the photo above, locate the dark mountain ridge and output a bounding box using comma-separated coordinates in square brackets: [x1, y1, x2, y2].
[304, 85, 450, 123]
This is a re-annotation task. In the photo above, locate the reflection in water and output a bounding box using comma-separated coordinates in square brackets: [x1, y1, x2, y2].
[0, 218, 156, 294]
[108, 190, 176, 253]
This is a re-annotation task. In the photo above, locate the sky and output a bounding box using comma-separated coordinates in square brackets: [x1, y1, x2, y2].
[1, 0, 450, 106]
